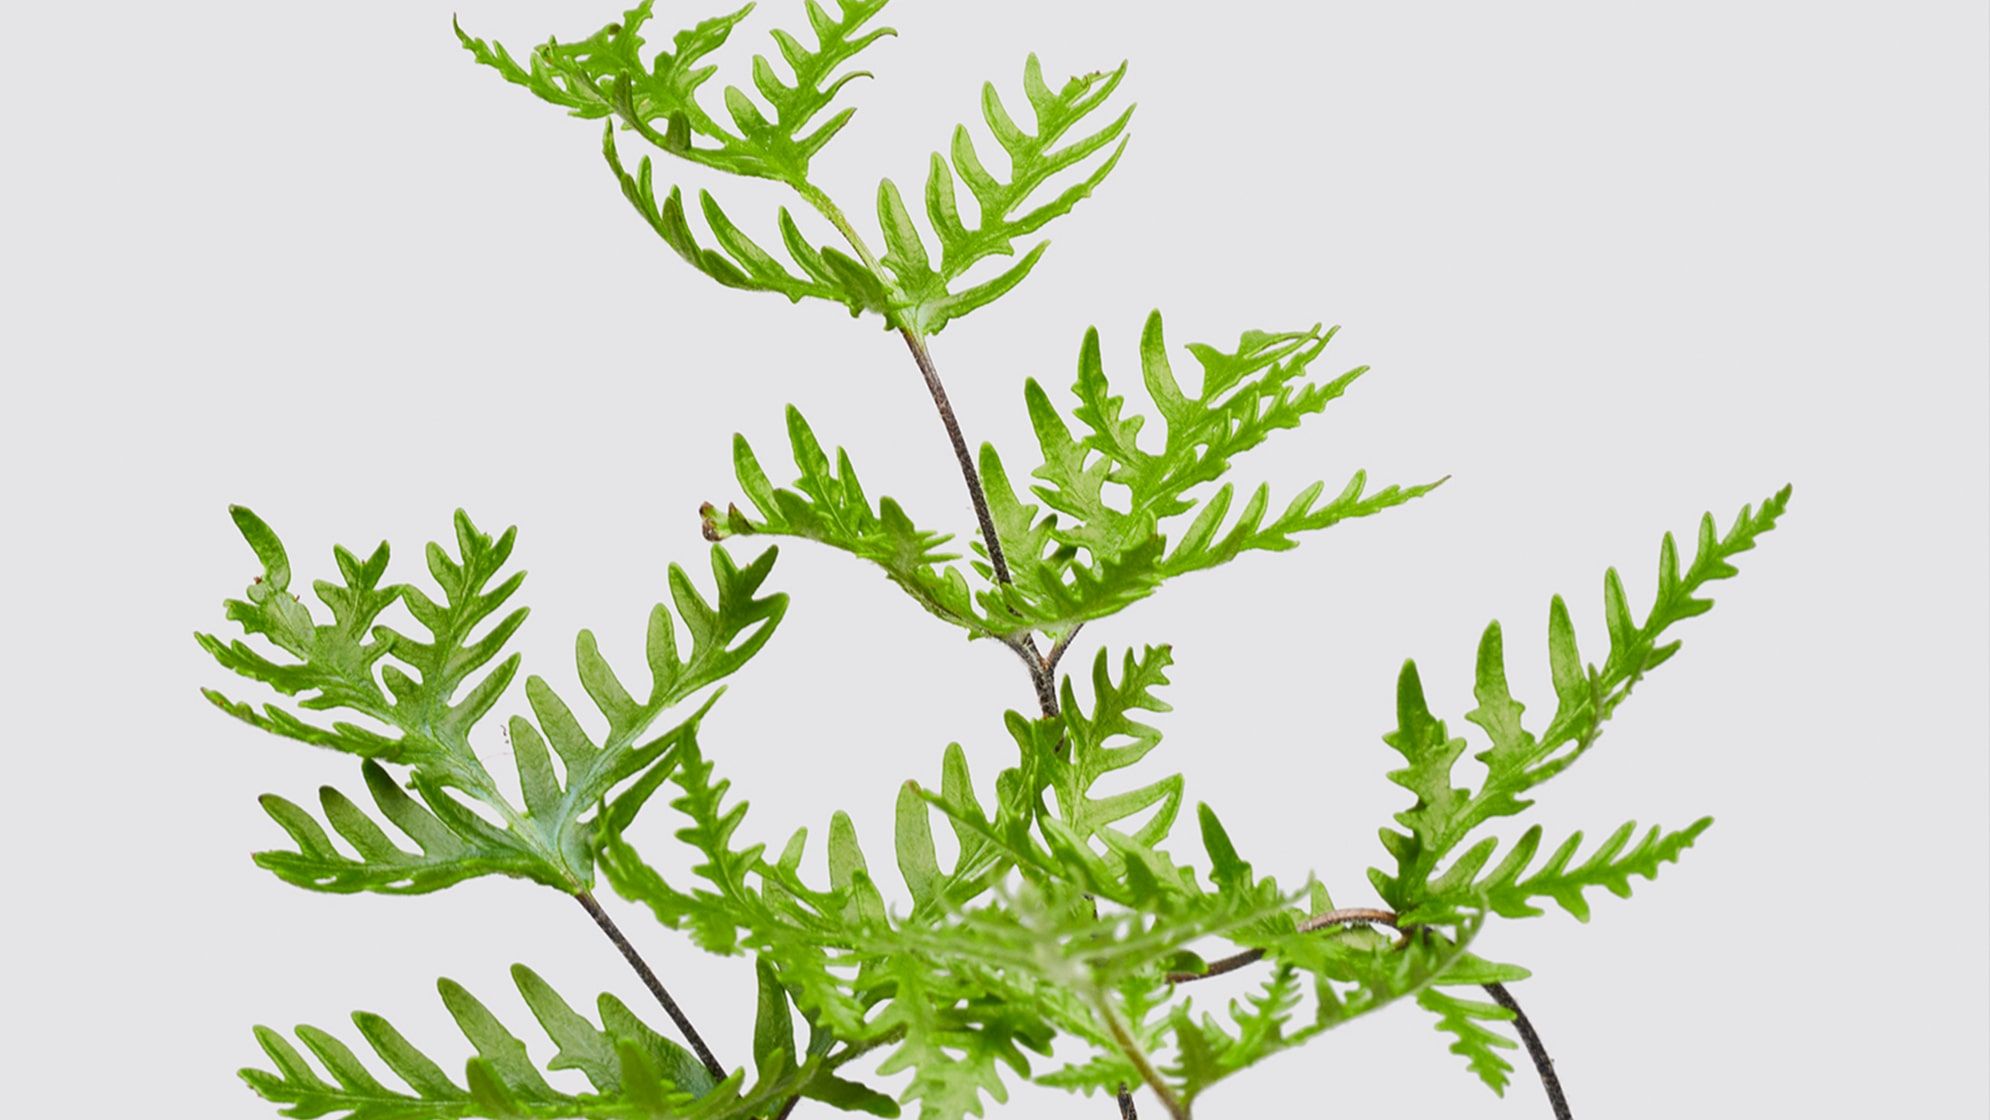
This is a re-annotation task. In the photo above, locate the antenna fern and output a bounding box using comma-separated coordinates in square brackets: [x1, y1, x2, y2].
[202, 5, 1794, 1120]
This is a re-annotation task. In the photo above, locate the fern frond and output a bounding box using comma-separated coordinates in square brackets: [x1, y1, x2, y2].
[459, 1, 893, 186]
[877, 54, 1132, 334]
[1417, 988, 1519, 1094]
[1406, 951, 1532, 1095]
[706, 406, 993, 636]
[1427, 817, 1715, 922]
[242, 965, 718, 1119]
[982, 312, 1436, 634]
[203, 509, 785, 893]
[730, 0, 895, 181]
[1371, 486, 1790, 916]
[466, 3, 1131, 333]
[604, 137, 886, 317]
[198, 507, 516, 784]
[252, 759, 554, 893]
[1028, 647, 1183, 858]
[245, 964, 893, 1120]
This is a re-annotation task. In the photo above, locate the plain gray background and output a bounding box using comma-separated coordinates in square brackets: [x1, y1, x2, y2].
[4, 1, 1985, 1116]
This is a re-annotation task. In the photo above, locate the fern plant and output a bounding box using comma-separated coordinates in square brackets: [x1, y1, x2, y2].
[203, 4, 1790, 1118]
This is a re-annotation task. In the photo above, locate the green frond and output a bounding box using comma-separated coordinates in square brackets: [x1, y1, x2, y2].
[730, 0, 895, 182]
[251, 761, 555, 893]
[1417, 988, 1519, 1094]
[466, 2, 1128, 333]
[460, 1, 893, 185]
[598, 728, 770, 953]
[1026, 647, 1184, 862]
[241, 965, 716, 1119]
[708, 406, 991, 636]
[880, 53, 1133, 334]
[1370, 487, 1790, 913]
[604, 133, 885, 317]
[1423, 818, 1715, 924]
[576, 629, 1515, 1117]
[982, 313, 1434, 634]
[245, 964, 893, 1120]
[204, 509, 786, 893]
[1411, 952, 1531, 1095]
[198, 506, 527, 789]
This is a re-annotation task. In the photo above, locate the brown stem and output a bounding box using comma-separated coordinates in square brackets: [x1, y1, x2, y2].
[1045, 623, 1085, 679]
[574, 890, 727, 1082]
[898, 328, 1012, 585]
[1485, 981, 1573, 1120]
[1004, 634, 1060, 715]
[1164, 908, 1398, 982]
[895, 332, 1123, 1118]
[1166, 908, 1573, 1119]
[896, 326, 1069, 718]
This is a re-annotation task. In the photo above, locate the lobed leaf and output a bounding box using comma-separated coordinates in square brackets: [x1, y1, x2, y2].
[983, 312, 1437, 635]
[205, 510, 785, 894]
[1371, 487, 1790, 912]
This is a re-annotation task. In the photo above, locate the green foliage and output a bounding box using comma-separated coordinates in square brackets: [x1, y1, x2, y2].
[981, 311, 1439, 635]
[709, 312, 1434, 645]
[456, 1, 890, 185]
[210, 4, 1794, 1118]
[201, 508, 785, 892]
[705, 405, 987, 635]
[1367, 487, 1790, 1090]
[462, 0, 1127, 337]
[586, 643, 1487, 1118]
[241, 963, 896, 1120]
[1372, 487, 1791, 920]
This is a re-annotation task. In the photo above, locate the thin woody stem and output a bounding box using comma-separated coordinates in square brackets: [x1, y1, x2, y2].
[1164, 907, 1398, 982]
[889, 336, 1129, 1118]
[893, 329, 1064, 714]
[1485, 981, 1574, 1120]
[897, 327, 1015, 586]
[802, 182, 1117, 1118]
[573, 890, 727, 1082]
[1045, 623, 1085, 678]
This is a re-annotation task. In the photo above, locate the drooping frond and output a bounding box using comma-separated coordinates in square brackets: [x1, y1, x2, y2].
[242, 965, 715, 1119]
[602, 132, 890, 318]
[243, 964, 894, 1120]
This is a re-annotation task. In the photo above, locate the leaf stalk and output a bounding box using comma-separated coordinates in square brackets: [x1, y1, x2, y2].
[574, 889, 728, 1082]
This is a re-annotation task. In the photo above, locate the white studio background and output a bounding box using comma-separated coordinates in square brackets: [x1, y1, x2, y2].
[3, 2, 1984, 1117]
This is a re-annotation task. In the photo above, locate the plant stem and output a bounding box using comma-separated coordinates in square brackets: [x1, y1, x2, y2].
[1485, 981, 1573, 1120]
[896, 327, 1014, 585]
[1091, 988, 1188, 1120]
[809, 180, 1119, 1118]
[573, 890, 727, 1082]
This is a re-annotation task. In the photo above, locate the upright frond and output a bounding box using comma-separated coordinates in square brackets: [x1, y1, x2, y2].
[877, 54, 1134, 334]
[980, 312, 1436, 634]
